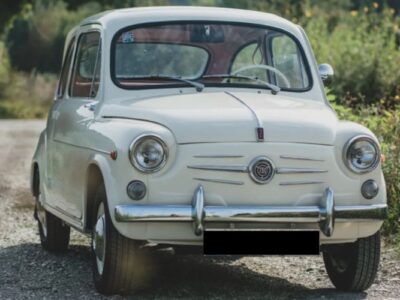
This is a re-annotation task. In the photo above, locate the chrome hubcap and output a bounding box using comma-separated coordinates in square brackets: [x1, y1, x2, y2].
[330, 253, 350, 273]
[93, 203, 106, 275]
[36, 194, 47, 238]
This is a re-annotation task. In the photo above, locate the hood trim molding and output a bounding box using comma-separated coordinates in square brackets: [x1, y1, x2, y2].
[225, 91, 264, 142]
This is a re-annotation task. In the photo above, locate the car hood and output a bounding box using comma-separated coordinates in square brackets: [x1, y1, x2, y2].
[101, 91, 338, 145]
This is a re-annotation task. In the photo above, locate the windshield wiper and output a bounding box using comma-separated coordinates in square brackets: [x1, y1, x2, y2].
[201, 74, 281, 95]
[121, 75, 204, 92]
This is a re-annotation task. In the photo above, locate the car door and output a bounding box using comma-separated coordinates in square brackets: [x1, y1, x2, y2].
[50, 26, 102, 226]
[45, 35, 76, 211]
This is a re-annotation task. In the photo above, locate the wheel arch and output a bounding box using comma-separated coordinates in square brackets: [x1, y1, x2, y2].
[31, 161, 40, 197]
[85, 162, 105, 231]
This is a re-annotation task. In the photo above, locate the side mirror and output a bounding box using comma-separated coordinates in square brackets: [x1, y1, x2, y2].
[318, 63, 334, 85]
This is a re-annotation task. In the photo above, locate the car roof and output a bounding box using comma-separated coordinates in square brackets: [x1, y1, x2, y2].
[79, 6, 300, 34]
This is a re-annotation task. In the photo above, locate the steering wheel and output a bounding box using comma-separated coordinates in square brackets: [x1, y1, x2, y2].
[231, 64, 291, 88]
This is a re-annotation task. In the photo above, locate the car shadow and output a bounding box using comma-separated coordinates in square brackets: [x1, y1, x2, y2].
[0, 242, 368, 300]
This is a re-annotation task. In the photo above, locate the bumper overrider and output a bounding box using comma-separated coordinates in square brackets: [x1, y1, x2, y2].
[114, 186, 387, 237]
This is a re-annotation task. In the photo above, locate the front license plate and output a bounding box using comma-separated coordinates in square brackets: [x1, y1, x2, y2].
[203, 230, 320, 255]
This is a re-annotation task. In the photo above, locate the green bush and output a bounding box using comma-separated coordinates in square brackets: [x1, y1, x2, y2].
[305, 7, 400, 108]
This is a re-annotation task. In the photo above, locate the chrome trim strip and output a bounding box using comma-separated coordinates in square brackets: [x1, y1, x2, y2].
[280, 155, 324, 162]
[46, 203, 83, 224]
[188, 165, 327, 175]
[114, 187, 388, 238]
[225, 91, 264, 142]
[193, 177, 244, 185]
[53, 139, 110, 155]
[193, 155, 244, 158]
[187, 165, 248, 172]
[276, 168, 328, 174]
[279, 181, 323, 186]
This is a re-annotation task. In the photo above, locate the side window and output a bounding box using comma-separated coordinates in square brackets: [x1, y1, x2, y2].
[57, 38, 75, 99]
[231, 43, 267, 82]
[270, 35, 309, 89]
[70, 31, 101, 98]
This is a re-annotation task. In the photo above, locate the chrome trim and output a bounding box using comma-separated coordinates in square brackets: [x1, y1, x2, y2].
[279, 181, 323, 186]
[280, 155, 324, 162]
[188, 164, 327, 177]
[343, 135, 381, 174]
[84, 102, 97, 111]
[193, 177, 244, 185]
[192, 185, 205, 236]
[320, 187, 334, 237]
[115, 205, 192, 222]
[114, 187, 388, 238]
[276, 167, 328, 174]
[53, 139, 110, 155]
[319, 63, 334, 82]
[128, 133, 168, 173]
[225, 91, 264, 142]
[193, 155, 244, 158]
[248, 156, 275, 184]
[187, 165, 248, 172]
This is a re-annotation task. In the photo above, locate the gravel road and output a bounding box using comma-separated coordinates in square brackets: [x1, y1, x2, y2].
[0, 119, 399, 299]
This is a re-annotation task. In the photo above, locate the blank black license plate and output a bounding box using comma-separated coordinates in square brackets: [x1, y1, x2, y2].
[203, 230, 320, 255]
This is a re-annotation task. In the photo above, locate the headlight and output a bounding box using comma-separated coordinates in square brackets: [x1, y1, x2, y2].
[129, 134, 168, 173]
[343, 135, 380, 173]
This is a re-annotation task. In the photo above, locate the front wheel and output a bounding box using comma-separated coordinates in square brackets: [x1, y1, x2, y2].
[91, 184, 149, 295]
[322, 231, 381, 291]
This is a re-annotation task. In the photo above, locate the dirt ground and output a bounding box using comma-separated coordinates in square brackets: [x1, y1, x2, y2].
[0, 119, 399, 299]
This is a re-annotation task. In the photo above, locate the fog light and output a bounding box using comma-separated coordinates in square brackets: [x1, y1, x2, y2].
[361, 180, 379, 199]
[127, 180, 146, 200]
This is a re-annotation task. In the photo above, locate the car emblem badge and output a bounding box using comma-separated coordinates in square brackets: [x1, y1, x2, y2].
[256, 127, 264, 142]
[249, 156, 275, 184]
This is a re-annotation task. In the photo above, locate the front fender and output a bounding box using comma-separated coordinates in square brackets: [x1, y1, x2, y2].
[84, 118, 176, 239]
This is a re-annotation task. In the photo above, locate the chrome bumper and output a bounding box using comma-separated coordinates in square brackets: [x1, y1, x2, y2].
[114, 186, 387, 237]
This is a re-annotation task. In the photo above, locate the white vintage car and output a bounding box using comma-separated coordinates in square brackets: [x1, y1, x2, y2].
[31, 6, 387, 294]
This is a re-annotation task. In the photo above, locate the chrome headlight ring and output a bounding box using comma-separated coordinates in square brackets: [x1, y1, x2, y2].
[129, 134, 168, 173]
[343, 135, 380, 174]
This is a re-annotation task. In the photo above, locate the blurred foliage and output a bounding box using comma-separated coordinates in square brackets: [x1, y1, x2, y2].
[0, 71, 56, 118]
[0, 41, 11, 90]
[5, 0, 102, 73]
[0, 0, 27, 30]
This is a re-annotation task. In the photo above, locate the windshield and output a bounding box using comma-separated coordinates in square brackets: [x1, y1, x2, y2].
[112, 22, 311, 91]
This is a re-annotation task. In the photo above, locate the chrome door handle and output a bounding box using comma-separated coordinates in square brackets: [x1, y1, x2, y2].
[84, 103, 97, 111]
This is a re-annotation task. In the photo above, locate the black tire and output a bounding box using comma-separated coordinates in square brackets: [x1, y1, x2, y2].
[91, 184, 149, 295]
[35, 195, 70, 252]
[322, 231, 381, 292]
